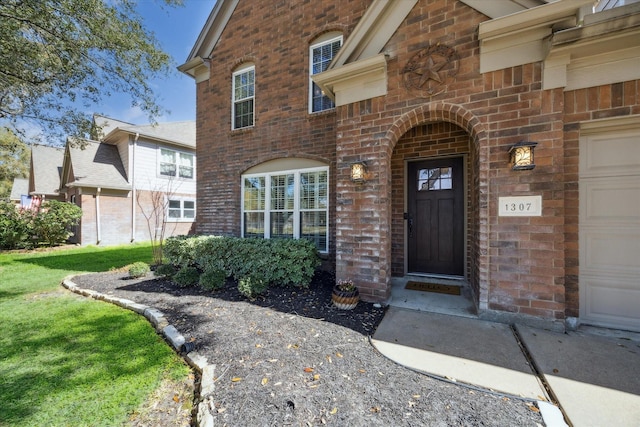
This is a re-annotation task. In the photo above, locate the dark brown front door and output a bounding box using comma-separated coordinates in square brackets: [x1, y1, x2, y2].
[407, 157, 464, 276]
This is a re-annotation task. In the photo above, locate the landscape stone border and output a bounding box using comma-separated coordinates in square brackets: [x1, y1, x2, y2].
[61, 275, 214, 427]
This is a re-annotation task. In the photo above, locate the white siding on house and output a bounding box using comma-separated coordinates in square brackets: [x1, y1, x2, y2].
[131, 139, 196, 195]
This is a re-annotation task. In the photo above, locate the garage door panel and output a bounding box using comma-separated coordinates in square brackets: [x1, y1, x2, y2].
[581, 178, 640, 224]
[580, 275, 640, 332]
[580, 125, 640, 332]
[581, 230, 640, 275]
[580, 132, 640, 178]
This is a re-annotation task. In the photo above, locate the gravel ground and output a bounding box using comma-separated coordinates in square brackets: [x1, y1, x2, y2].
[70, 270, 545, 426]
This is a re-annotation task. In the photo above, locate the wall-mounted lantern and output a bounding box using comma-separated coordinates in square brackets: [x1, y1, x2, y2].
[350, 161, 367, 184]
[509, 141, 537, 171]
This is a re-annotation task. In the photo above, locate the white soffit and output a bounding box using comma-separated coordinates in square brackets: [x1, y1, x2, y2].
[459, 0, 550, 19]
[544, 5, 640, 90]
[178, 0, 239, 81]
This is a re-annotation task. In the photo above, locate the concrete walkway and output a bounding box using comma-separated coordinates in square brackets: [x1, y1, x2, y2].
[372, 307, 640, 427]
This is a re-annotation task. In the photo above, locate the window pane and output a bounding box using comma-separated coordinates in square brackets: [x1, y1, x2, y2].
[418, 167, 453, 191]
[234, 99, 254, 129]
[161, 149, 175, 163]
[168, 200, 181, 218]
[244, 212, 264, 237]
[271, 174, 294, 211]
[301, 211, 327, 252]
[244, 177, 265, 210]
[160, 163, 176, 176]
[300, 171, 327, 209]
[179, 166, 194, 179]
[271, 211, 294, 239]
[310, 38, 341, 113]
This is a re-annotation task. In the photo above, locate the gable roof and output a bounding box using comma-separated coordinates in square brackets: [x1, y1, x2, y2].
[94, 114, 196, 149]
[30, 145, 64, 196]
[9, 178, 28, 201]
[62, 139, 130, 191]
[178, 0, 554, 82]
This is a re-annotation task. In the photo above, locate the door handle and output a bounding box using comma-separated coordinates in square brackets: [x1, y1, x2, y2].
[404, 213, 413, 238]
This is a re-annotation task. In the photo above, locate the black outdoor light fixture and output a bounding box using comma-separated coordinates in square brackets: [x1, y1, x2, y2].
[350, 161, 367, 183]
[509, 140, 538, 171]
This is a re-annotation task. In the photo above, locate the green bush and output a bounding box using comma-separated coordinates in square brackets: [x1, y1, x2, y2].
[172, 266, 200, 288]
[31, 200, 82, 247]
[0, 200, 34, 249]
[164, 235, 320, 289]
[128, 262, 150, 278]
[154, 263, 177, 278]
[199, 267, 227, 291]
[237, 275, 268, 299]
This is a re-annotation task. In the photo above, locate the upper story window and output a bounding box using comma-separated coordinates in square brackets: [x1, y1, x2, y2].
[160, 148, 194, 179]
[309, 33, 342, 113]
[232, 63, 255, 129]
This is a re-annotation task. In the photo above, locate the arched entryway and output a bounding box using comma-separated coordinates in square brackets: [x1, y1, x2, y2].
[384, 103, 486, 313]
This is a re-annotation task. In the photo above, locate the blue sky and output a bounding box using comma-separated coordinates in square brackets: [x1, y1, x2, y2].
[101, 0, 215, 124]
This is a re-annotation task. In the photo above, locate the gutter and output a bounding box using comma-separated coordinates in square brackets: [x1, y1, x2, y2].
[96, 187, 101, 245]
[131, 133, 139, 242]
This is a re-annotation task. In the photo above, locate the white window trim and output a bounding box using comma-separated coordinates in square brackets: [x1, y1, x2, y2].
[309, 34, 342, 114]
[166, 197, 196, 222]
[241, 166, 329, 253]
[158, 147, 195, 181]
[232, 63, 255, 130]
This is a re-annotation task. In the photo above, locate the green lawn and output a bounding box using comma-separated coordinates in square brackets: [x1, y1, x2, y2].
[0, 244, 191, 426]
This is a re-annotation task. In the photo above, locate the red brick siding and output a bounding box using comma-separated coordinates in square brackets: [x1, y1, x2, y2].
[195, 0, 370, 261]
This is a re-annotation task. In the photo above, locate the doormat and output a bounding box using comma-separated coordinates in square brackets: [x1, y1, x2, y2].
[405, 281, 461, 295]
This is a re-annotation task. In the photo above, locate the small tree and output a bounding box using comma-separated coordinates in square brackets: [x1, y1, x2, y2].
[136, 180, 180, 265]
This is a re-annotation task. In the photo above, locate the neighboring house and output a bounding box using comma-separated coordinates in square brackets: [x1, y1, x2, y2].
[9, 178, 29, 206]
[28, 144, 66, 210]
[179, 1, 640, 332]
[57, 115, 196, 246]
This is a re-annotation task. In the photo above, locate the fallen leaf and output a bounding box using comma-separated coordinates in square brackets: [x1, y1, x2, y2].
[173, 395, 180, 403]
[268, 359, 278, 363]
[313, 374, 320, 381]
[408, 401, 416, 407]
[358, 369, 366, 373]
[326, 355, 332, 363]
[336, 352, 343, 358]
[261, 377, 268, 386]
[231, 377, 242, 382]
[304, 367, 314, 372]
[217, 408, 226, 413]
[255, 344, 263, 348]
[330, 407, 338, 415]
[412, 394, 420, 399]
[274, 382, 282, 386]
[528, 406, 540, 413]
[370, 406, 381, 413]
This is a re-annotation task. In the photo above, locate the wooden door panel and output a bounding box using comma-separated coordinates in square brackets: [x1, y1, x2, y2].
[408, 157, 464, 275]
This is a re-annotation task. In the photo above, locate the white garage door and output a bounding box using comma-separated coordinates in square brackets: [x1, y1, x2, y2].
[580, 124, 640, 332]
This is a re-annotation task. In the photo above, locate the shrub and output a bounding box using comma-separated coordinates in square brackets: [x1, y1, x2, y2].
[162, 235, 321, 296]
[128, 262, 150, 278]
[237, 275, 268, 299]
[172, 266, 200, 288]
[154, 263, 177, 278]
[31, 200, 82, 247]
[199, 267, 227, 291]
[0, 200, 34, 249]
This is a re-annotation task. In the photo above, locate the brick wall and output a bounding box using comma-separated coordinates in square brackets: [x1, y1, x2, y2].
[195, 0, 370, 260]
[334, 0, 567, 321]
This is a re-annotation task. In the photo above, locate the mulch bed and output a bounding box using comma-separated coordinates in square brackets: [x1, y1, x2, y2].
[69, 270, 544, 426]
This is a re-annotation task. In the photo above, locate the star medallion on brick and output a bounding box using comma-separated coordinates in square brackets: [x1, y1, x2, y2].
[402, 44, 459, 97]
